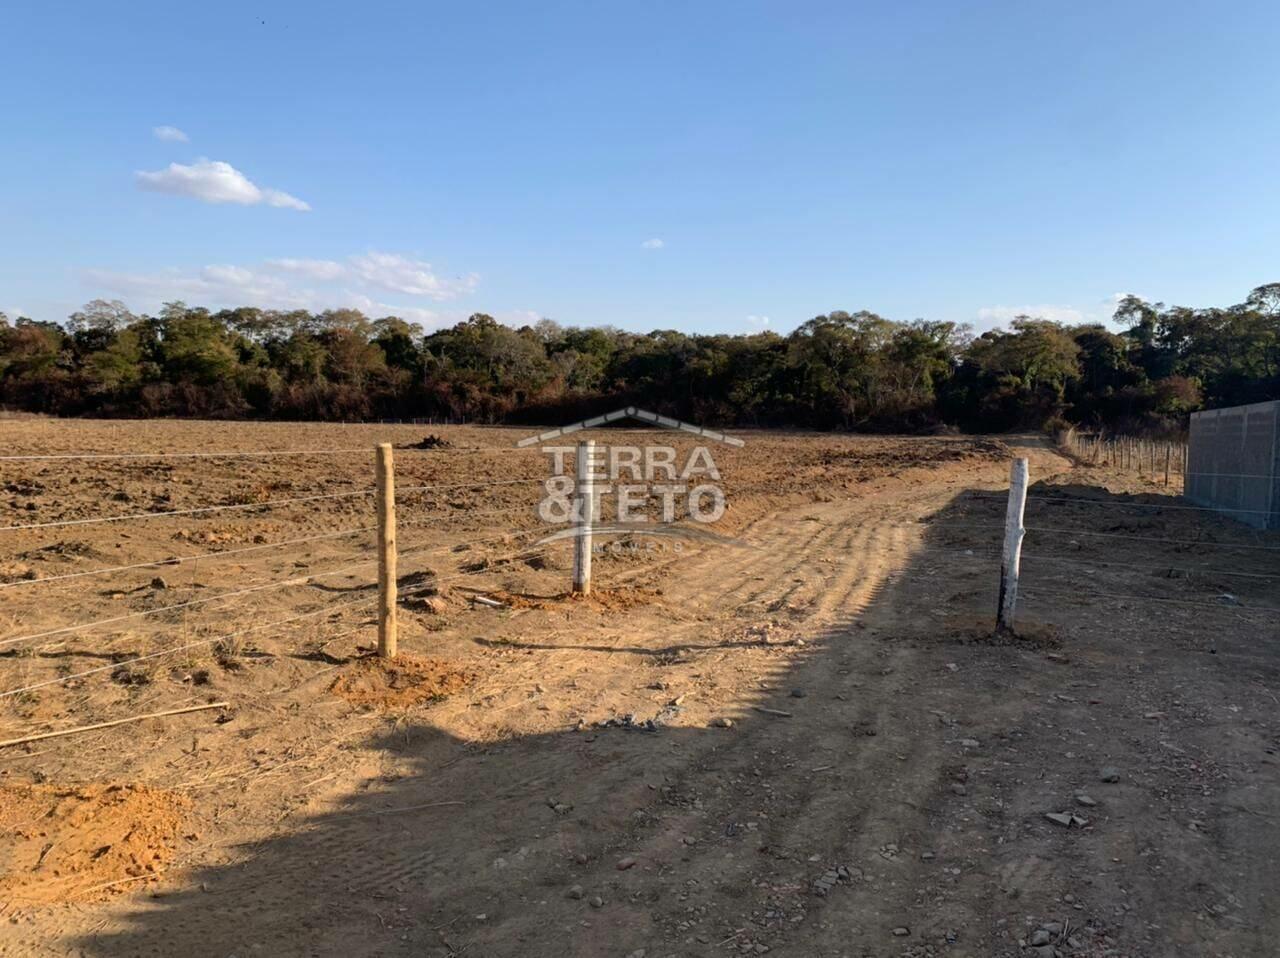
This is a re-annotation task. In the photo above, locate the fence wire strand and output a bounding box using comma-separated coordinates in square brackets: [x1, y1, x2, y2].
[932, 521, 1280, 552]
[2, 503, 543, 594]
[0, 525, 378, 591]
[966, 493, 1276, 516]
[1, 477, 547, 534]
[0, 489, 375, 533]
[0, 543, 554, 700]
[0, 524, 551, 650]
[1020, 585, 1280, 614]
[0, 446, 553, 462]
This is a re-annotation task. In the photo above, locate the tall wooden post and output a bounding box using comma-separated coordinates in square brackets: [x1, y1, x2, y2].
[376, 443, 398, 658]
[996, 457, 1029, 634]
[1163, 443, 1172, 486]
[572, 440, 595, 595]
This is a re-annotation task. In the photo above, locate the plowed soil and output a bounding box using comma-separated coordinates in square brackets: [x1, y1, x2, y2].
[0, 419, 1277, 957]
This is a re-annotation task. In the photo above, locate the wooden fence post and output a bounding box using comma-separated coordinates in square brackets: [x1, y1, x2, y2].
[572, 440, 595, 595]
[996, 457, 1029, 634]
[376, 443, 398, 658]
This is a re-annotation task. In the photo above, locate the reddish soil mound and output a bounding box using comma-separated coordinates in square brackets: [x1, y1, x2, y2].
[328, 654, 475, 710]
[0, 783, 192, 903]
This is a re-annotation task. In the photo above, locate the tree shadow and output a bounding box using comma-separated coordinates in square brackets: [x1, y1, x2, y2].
[68, 478, 1280, 957]
[926, 480, 1280, 610]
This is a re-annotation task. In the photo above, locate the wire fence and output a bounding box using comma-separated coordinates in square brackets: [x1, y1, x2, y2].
[0, 444, 555, 697]
[0, 439, 692, 719]
[1060, 427, 1189, 485]
[0, 550, 558, 701]
[920, 453, 1280, 628]
[3, 437, 1276, 749]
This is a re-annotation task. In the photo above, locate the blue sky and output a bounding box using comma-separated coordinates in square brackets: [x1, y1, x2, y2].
[3, 1, 1278, 334]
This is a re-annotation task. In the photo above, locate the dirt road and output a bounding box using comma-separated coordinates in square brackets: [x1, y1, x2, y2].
[1, 423, 1277, 957]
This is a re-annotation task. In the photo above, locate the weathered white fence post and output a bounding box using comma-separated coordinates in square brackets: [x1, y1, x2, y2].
[996, 457, 1029, 634]
[572, 440, 596, 595]
[376, 443, 398, 658]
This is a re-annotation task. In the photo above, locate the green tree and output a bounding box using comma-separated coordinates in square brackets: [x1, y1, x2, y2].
[157, 302, 241, 385]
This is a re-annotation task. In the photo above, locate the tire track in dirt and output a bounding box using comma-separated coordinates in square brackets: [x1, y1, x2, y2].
[34, 443, 1049, 957]
[455, 460, 1026, 954]
[485, 454, 1057, 954]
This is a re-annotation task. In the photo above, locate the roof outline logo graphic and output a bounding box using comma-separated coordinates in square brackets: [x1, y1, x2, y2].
[515, 407, 745, 448]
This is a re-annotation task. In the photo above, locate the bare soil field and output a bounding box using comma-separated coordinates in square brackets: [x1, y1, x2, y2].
[0, 419, 1277, 957]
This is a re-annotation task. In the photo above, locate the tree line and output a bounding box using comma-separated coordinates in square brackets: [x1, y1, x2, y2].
[1, 284, 1276, 432]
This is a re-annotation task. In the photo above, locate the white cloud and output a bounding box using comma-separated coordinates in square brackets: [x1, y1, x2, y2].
[201, 265, 257, 286]
[348, 252, 478, 300]
[267, 253, 476, 301]
[152, 125, 189, 143]
[976, 295, 1141, 330]
[83, 250, 478, 330]
[1105, 292, 1143, 312]
[640, 238, 665, 249]
[260, 188, 310, 211]
[746, 314, 770, 329]
[499, 309, 543, 327]
[340, 294, 441, 327]
[976, 304, 1088, 326]
[269, 258, 347, 281]
[135, 159, 310, 211]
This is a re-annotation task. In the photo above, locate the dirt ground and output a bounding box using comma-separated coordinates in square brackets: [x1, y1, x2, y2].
[0, 419, 1277, 957]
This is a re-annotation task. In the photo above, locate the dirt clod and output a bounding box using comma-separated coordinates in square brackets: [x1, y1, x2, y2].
[405, 435, 452, 449]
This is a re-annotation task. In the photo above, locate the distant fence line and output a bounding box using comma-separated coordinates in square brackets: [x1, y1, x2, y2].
[1060, 428, 1188, 486]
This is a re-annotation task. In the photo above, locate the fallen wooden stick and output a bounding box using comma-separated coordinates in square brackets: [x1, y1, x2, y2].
[0, 702, 229, 749]
[753, 706, 793, 718]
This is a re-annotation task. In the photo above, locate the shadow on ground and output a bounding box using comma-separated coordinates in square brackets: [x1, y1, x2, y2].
[74, 479, 1280, 958]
